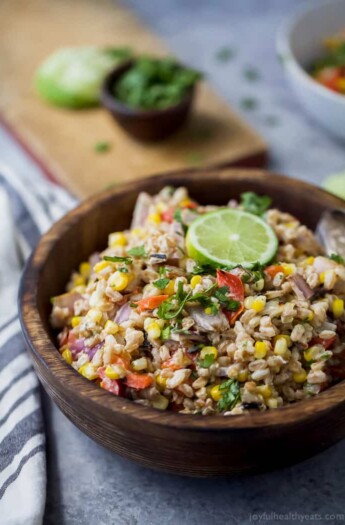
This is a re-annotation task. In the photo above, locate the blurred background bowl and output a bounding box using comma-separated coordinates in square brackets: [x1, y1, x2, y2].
[277, 0, 345, 141]
[101, 61, 195, 142]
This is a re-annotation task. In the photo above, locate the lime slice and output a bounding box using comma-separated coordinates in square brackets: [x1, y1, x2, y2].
[323, 173, 345, 200]
[186, 208, 278, 269]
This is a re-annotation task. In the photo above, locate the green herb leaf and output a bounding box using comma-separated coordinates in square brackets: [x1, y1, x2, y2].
[198, 353, 216, 368]
[215, 46, 235, 63]
[153, 278, 170, 290]
[240, 97, 258, 111]
[159, 266, 167, 277]
[94, 141, 111, 153]
[218, 379, 240, 412]
[240, 192, 272, 216]
[173, 208, 188, 233]
[114, 56, 202, 110]
[161, 326, 171, 340]
[330, 253, 344, 265]
[127, 245, 147, 257]
[103, 255, 132, 264]
[243, 67, 260, 82]
[214, 286, 240, 311]
[118, 267, 129, 273]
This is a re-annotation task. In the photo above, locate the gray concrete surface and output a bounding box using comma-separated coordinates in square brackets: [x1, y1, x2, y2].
[1, 1, 345, 524]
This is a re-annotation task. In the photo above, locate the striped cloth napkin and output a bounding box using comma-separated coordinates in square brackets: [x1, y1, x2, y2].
[0, 165, 76, 525]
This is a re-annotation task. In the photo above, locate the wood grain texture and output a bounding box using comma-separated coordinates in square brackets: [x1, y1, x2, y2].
[19, 168, 345, 476]
[0, 0, 267, 197]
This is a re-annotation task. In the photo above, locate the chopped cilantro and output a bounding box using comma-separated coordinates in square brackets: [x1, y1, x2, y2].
[240, 191, 272, 216]
[243, 67, 260, 82]
[153, 278, 170, 290]
[330, 253, 344, 265]
[198, 353, 216, 368]
[118, 266, 129, 273]
[173, 208, 188, 233]
[103, 255, 132, 264]
[218, 379, 240, 412]
[215, 46, 236, 63]
[240, 97, 258, 111]
[161, 326, 171, 340]
[214, 286, 240, 311]
[94, 141, 111, 153]
[127, 245, 147, 257]
[190, 263, 217, 276]
[159, 266, 167, 277]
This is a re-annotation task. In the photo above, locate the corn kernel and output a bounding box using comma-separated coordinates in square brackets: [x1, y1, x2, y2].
[190, 275, 202, 288]
[155, 202, 168, 213]
[87, 308, 103, 323]
[200, 346, 218, 360]
[319, 272, 326, 284]
[204, 307, 213, 315]
[285, 222, 296, 228]
[108, 232, 127, 247]
[274, 337, 288, 356]
[151, 394, 169, 410]
[104, 320, 119, 334]
[94, 260, 110, 273]
[180, 198, 193, 208]
[147, 212, 161, 224]
[333, 298, 344, 318]
[281, 263, 295, 276]
[132, 357, 148, 371]
[254, 341, 269, 359]
[108, 271, 129, 291]
[73, 275, 85, 286]
[71, 316, 82, 328]
[156, 374, 167, 390]
[210, 384, 222, 401]
[256, 385, 272, 399]
[267, 398, 278, 409]
[303, 345, 320, 362]
[79, 262, 91, 279]
[274, 334, 292, 347]
[79, 363, 98, 380]
[62, 348, 72, 365]
[131, 227, 145, 238]
[244, 296, 254, 309]
[164, 280, 175, 295]
[300, 256, 315, 267]
[237, 370, 248, 382]
[146, 321, 161, 339]
[293, 369, 307, 383]
[105, 364, 125, 380]
[251, 296, 266, 313]
[307, 311, 314, 321]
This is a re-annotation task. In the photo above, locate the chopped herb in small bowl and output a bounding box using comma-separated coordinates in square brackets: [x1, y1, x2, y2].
[101, 56, 202, 141]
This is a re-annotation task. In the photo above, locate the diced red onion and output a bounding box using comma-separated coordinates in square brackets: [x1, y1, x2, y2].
[290, 274, 314, 300]
[115, 302, 131, 324]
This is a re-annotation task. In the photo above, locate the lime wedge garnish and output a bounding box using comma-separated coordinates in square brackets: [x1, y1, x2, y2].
[35, 46, 132, 109]
[323, 173, 345, 200]
[186, 208, 278, 269]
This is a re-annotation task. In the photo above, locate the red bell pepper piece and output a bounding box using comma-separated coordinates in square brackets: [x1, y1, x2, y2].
[135, 295, 169, 312]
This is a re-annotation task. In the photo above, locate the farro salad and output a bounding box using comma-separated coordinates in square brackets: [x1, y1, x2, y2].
[51, 187, 345, 415]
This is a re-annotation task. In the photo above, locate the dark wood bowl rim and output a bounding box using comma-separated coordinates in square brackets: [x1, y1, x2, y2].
[19, 168, 345, 432]
[101, 60, 195, 118]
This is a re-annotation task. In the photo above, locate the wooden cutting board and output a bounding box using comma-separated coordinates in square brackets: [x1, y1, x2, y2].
[0, 0, 267, 197]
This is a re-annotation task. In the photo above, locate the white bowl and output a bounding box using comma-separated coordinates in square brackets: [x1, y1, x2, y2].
[277, 0, 345, 140]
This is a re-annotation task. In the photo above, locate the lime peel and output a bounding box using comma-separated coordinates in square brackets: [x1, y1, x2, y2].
[186, 208, 278, 269]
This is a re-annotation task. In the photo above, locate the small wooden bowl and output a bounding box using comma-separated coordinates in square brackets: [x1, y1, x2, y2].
[19, 168, 345, 477]
[101, 61, 195, 141]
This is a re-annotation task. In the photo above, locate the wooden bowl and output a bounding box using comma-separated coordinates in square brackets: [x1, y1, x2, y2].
[101, 61, 195, 141]
[19, 168, 345, 477]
